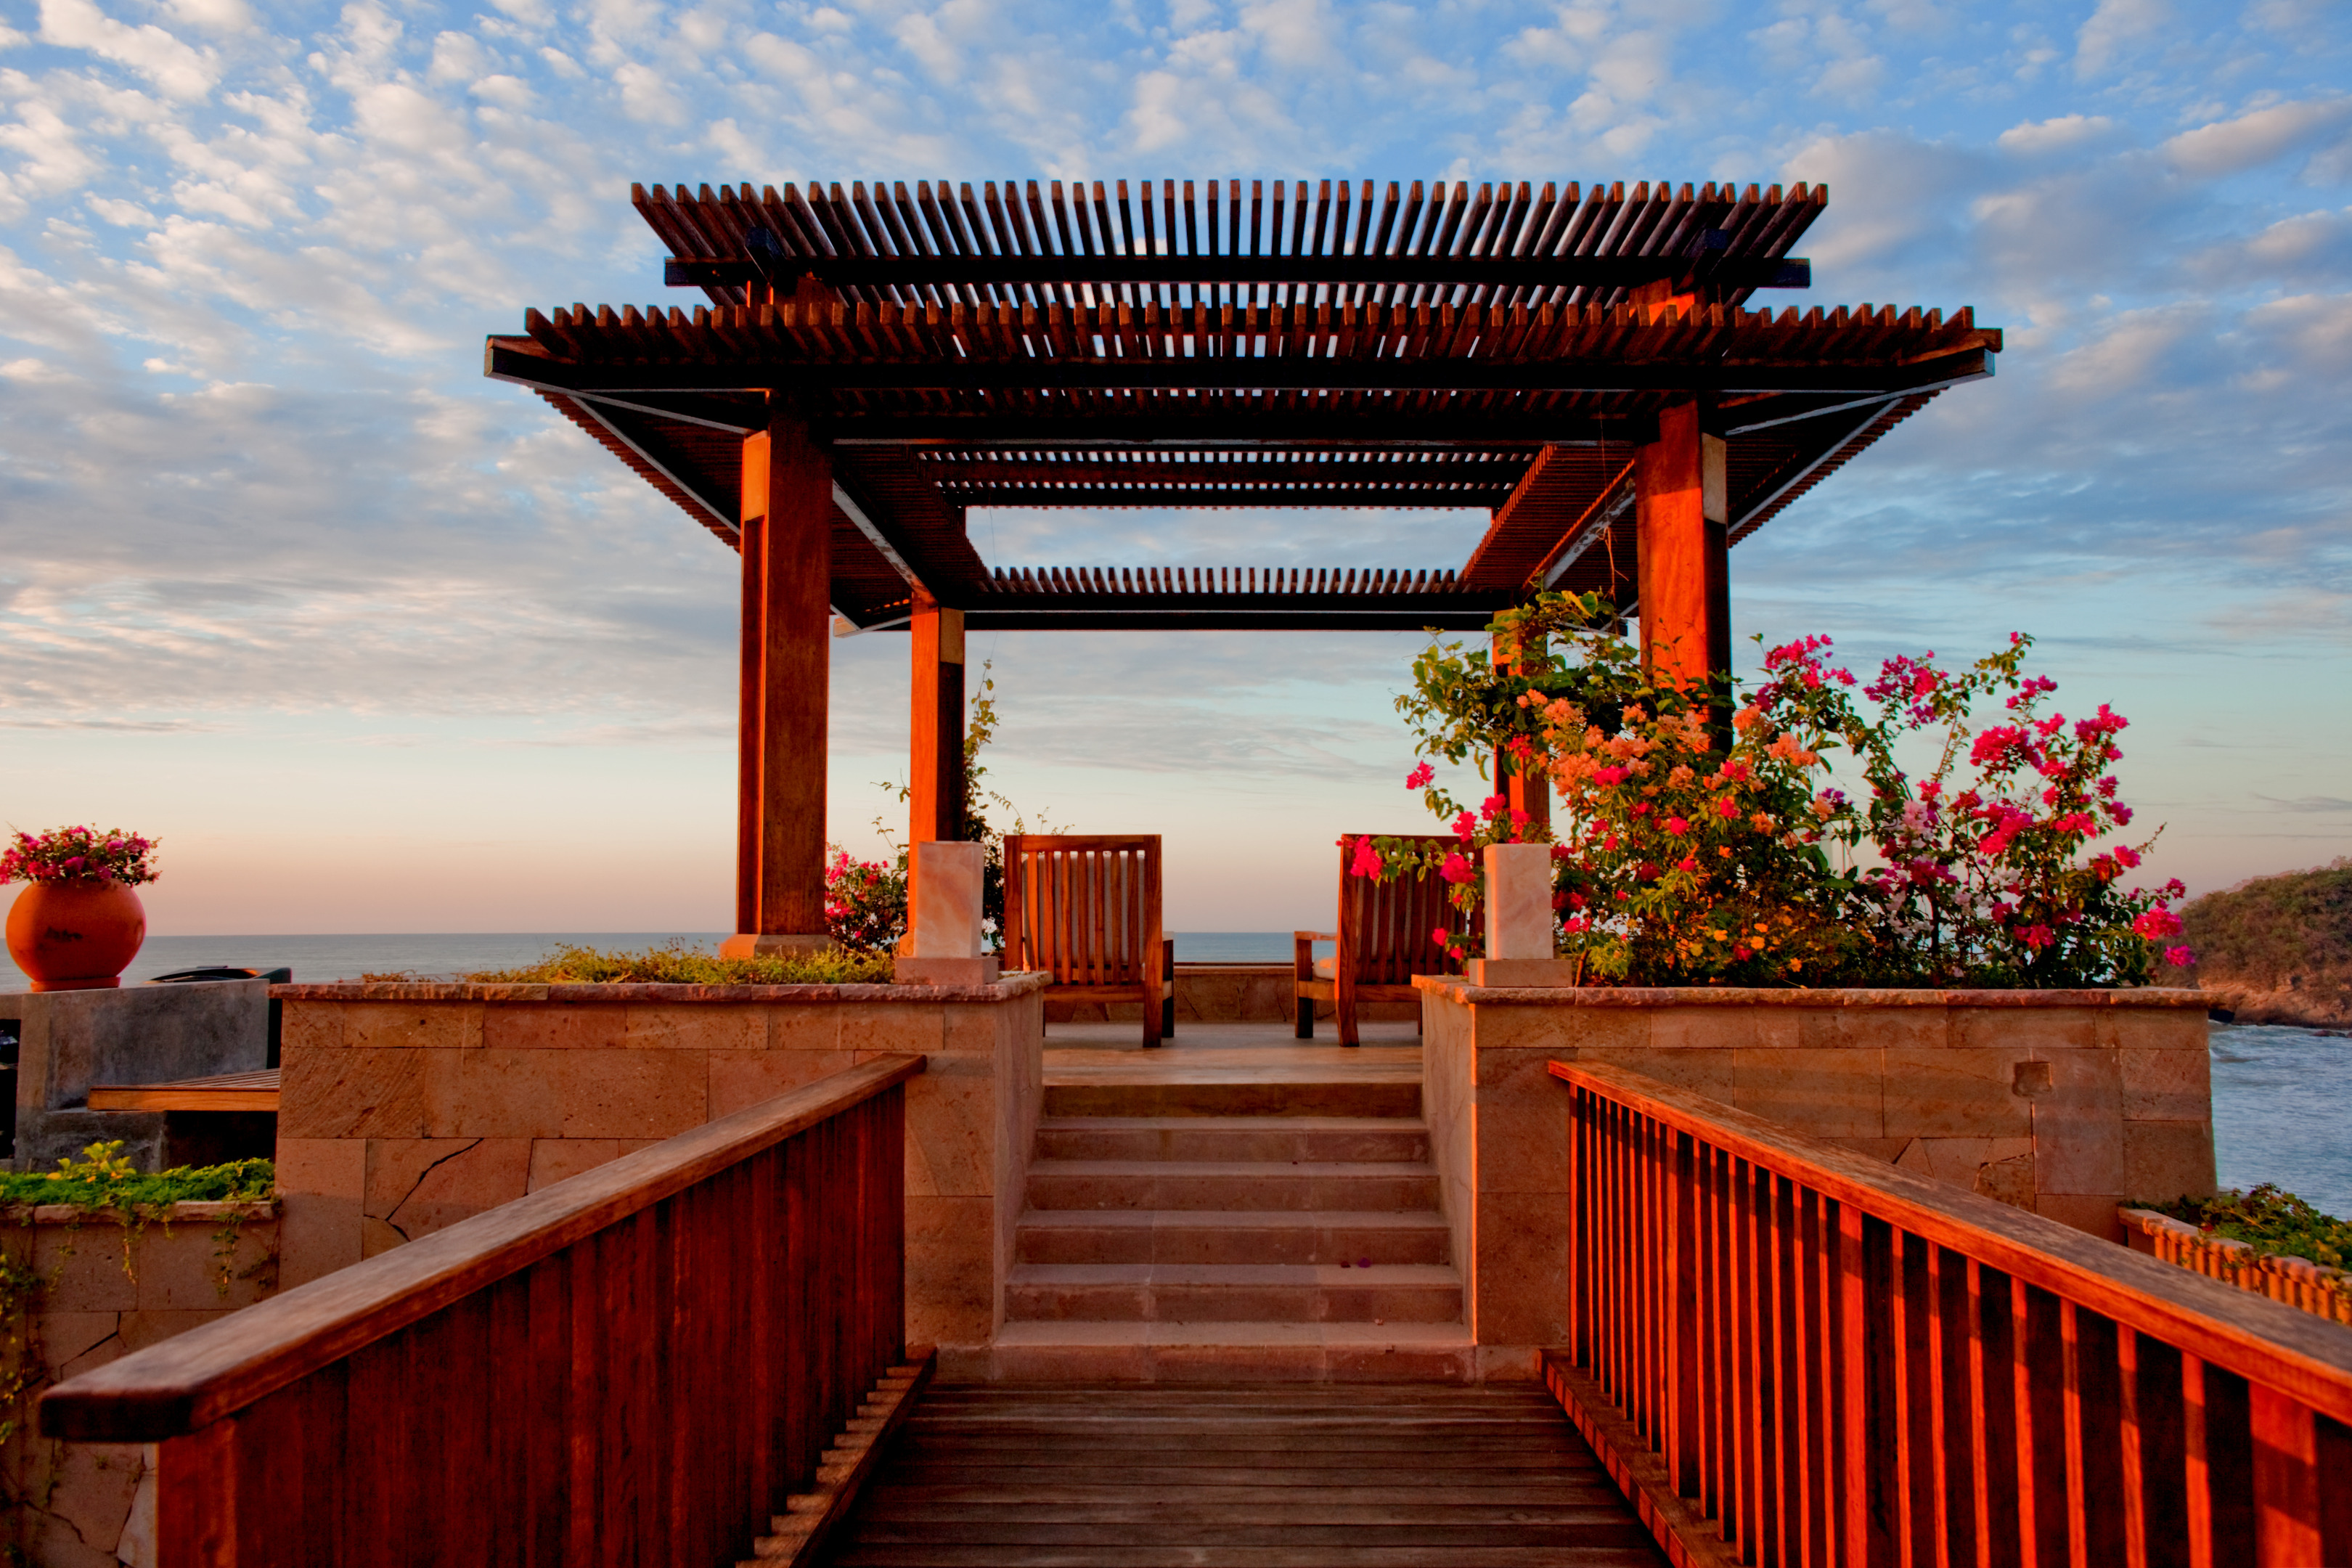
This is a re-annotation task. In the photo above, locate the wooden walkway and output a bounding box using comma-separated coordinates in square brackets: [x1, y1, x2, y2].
[818, 1383, 1668, 1567]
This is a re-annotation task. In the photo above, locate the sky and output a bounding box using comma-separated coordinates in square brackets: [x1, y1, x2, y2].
[1, 0, 2348, 937]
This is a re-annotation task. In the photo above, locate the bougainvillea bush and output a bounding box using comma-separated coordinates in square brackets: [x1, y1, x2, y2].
[1352, 592, 2190, 989]
[0, 826, 158, 886]
[825, 849, 908, 953]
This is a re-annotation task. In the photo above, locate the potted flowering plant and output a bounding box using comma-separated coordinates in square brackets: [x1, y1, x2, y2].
[1354, 594, 2190, 988]
[2, 826, 158, 992]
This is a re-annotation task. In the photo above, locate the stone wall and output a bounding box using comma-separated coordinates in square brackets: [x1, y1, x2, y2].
[1418, 982, 2214, 1369]
[1, 1202, 278, 1567]
[4, 981, 274, 1172]
[270, 976, 1047, 1358]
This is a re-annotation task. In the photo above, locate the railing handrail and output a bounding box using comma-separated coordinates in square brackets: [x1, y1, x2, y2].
[1548, 1057, 2352, 1426]
[41, 1053, 926, 1442]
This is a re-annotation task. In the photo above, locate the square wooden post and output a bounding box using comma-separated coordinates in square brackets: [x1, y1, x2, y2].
[1636, 401, 1731, 692]
[909, 588, 965, 846]
[723, 411, 833, 955]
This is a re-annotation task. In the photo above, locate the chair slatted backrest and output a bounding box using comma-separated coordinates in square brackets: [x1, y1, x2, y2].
[1003, 835, 1164, 987]
[1339, 834, 1476, 987]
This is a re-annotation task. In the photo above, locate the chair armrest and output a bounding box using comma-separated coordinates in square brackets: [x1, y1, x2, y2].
[1293, 931, 1334, 982]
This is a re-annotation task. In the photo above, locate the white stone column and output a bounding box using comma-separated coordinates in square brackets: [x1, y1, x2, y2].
[897, 839, 1000, 987]
[1466, 842, 1578, 987]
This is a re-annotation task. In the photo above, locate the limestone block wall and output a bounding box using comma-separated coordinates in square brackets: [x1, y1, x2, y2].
[269, 976, 1047, 1359]
[4, 981, 274, 1172]
[1418, 983, 2214, 1365]
[1, 1202, 278, 1567]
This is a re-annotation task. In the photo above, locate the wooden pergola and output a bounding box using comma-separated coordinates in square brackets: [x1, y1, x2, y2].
[485, 177, 2001, 952]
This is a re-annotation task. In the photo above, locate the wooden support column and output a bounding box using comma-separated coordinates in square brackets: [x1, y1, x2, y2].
[1492, 630, 1551, 836]
[724, 410, 833, 954]
[1636, 401, 1731, 693]
[909, 588, 966, 846]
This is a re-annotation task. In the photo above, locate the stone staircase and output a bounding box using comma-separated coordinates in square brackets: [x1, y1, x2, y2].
[992, 1073, 1475, 1381]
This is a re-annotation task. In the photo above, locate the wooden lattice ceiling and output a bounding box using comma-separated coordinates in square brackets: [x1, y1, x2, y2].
[489, 179, 1999, 631]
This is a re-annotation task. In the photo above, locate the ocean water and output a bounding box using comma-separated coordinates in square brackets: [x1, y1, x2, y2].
[2209, 1023, 2352, 1218]
[0, 931, 1310, 989]
[6, 934, 2342, 1216]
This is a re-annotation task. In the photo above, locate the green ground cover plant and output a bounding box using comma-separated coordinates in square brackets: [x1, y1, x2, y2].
[0, 1142, 273, 1212]
[2144, 1185, 2352, 1273]
[464, 942, 894, 985]
[0, 1145, 277, 1476]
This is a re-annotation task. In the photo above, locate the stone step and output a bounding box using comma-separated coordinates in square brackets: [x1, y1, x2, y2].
[1005, 1262, 1463, 1325]
[1042, 1079, 1421, 1119]
[1034, 1115, 1430, 1164]
[1015, 1208, 1452, 1267]
[1023, 1159, 1441, 1214]
[981, 1320, 1480, 1384]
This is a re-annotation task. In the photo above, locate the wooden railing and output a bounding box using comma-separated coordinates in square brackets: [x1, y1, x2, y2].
[1547, 1058, 2352, 1568]
[2123, 1206, 2352, 1328]
[41, 1055, 923, 1568]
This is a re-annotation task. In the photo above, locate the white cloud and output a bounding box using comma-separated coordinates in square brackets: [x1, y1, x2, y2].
[2247, 293, 2352, 369]
[1996, 114, 2115, 155]
[160, 0, 255, 33]
[37, 0, 219, 100]
[2075, 0, 2167, 78]
[2163, 98, 2352, 179]
[86, 192, 154, 224]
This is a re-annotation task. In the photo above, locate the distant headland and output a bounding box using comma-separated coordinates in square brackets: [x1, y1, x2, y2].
[2184, 857, 2352, 1029]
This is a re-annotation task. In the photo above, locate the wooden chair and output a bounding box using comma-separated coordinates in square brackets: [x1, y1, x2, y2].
[1002, 833, 1175, 1048]
[1294, 834, 1476, 1046]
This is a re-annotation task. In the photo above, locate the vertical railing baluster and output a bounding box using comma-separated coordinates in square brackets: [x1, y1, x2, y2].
[1670, 1127, 1702, 1498]
[1894, 1229, 1931, 1566]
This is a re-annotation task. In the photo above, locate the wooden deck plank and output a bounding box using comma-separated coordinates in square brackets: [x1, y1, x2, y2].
[818, 1384, 1667, 1567]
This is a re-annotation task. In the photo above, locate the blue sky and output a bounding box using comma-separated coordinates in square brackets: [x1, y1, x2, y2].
[1, 0, 2348, 935]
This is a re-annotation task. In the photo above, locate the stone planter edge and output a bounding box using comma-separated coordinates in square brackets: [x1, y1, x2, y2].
[271, 971, 1053, 1005]
[1411, 979, 2210, 1008]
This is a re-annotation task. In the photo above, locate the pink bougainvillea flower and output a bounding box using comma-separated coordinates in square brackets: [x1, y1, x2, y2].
[1348, 836, 1385, 879]
[1676, 856, 1699, 873]
[1451, 811, 1478, 841]
[1715, 797, 1741, 820]
[1430, 927, 1450, 947]
[1661, 815, 1690, 836]
[1405, 762, 1435, 790]
[2132, 908, 2184, 939]
[1440, 852, 1474, 885]
[2164, 945, 2195, 967]
[1479, 793, 1508, 822]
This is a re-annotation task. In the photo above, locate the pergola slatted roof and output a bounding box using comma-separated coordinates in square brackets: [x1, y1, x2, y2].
[487, 176, 1999, 632]
[642, 177, 1821, 311]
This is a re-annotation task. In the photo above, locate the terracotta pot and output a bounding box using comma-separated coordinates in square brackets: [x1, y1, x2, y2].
[5, 878, 147, 992]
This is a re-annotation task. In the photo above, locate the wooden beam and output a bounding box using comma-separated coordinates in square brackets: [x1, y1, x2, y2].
[730, 411, 834, 948]
[909, 587, 965, 847]
[488, 340, 1991, 398]
[663, 253, 1813, 289]
[1636, 401, 1730, 692]
[958, 608, 1506, 631]
[936, 486, 1514, 509]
